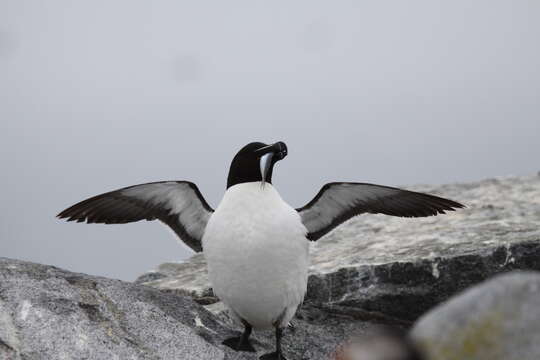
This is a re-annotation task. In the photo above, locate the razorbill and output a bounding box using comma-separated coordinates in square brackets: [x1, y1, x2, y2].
[58, 141, 464, 360]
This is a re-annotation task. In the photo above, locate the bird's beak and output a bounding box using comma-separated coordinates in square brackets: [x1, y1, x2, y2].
[256, 142, 288, 186]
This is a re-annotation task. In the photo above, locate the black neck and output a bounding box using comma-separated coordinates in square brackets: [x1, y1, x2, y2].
[227, 159, 273, 189]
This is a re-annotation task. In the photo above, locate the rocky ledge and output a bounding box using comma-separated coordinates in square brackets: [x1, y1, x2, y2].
[1, 174, 540, 360]
[138, 175, 540, 322]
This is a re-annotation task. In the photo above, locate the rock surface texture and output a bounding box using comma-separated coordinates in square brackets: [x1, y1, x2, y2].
[0, 258, 227, 360]
[1, 175, 540, 359]
[411, 271, 540, 360]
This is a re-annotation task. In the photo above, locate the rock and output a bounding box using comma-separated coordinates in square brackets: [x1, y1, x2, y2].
[0, 257, 385, 360]
[138, 175, 540, 321]
[410, 271, 540, 360]
[135, 254, 216, 303]
[0, 257, 227, 360]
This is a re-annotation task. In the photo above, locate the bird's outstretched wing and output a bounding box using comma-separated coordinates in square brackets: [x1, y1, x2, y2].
[297, 182, 464, 241]
[57, 181, 213, 252]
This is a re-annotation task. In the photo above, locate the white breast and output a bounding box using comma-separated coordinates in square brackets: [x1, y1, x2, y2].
[202, 182, 309, 329]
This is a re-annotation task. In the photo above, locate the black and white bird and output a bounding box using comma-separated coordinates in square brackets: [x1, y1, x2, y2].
[58, 141, 464, 360]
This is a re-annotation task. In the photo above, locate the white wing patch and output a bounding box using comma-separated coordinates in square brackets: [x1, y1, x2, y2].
[121, 182, 211, 241]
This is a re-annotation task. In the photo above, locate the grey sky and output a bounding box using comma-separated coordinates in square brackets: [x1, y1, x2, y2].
[1, 1, 539, 281]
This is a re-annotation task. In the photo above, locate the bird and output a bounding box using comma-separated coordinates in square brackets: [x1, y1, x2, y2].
[57, 141, 464, 360]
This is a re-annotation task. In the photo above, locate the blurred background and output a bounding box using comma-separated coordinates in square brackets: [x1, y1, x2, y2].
[1, 1, 539, 281]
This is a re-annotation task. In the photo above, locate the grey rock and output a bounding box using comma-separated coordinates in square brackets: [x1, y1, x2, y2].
[0, 257, 226, 360]
[410, 271, 540, 360]
[0, 257, 381, 360]
[138, 175, 540, 321]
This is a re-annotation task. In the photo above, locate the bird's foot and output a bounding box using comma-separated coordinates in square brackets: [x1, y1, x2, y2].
[222, 336, 256, 352]
[260, 351, 287, 360]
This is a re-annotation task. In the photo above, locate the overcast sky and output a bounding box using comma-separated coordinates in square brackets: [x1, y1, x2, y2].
[1, 1, 539, 281]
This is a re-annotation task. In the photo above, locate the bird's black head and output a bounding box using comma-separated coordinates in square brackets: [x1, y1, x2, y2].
[227, 141, 288, 189]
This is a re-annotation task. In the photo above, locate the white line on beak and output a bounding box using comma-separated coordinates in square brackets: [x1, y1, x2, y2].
[260, 152, 274, 187]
